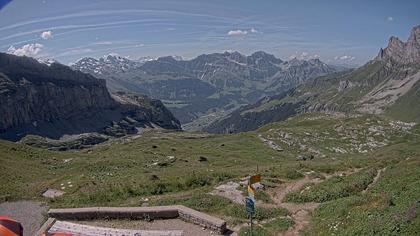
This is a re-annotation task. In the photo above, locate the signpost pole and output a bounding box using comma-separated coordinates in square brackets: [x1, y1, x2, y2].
[246, 173, 261, 236]
[250, 213, 253, 235]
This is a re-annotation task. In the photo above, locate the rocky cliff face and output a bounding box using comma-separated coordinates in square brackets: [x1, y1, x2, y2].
[376, 25, 420, 64]
[0, 53, 181, 141]
[0, 53, 116, 132]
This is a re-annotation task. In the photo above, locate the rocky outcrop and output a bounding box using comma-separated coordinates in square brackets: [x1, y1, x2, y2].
[0, 53, 181, 141]
[20, 133, 109, 151]
[110, 92, 182, 133]
[376, 25, 420, 64]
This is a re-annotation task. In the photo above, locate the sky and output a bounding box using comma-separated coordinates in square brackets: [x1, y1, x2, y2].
[0, 0, 419, 66]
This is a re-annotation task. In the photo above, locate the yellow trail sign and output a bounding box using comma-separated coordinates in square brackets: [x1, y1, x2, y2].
[249, 174, 261, 185]
[247, 174, 261, 199]
[247, 185, 255, 197]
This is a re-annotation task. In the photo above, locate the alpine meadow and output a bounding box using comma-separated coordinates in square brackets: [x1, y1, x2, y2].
[0, 1, 419, 236]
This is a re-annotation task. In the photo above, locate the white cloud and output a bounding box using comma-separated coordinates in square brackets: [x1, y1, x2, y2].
[250, 28, 259, 33]
[40, 30, 53, 39]
[227, 28, 260, 36]
[228, 29, 248, 36]
[289, 51, 320, 60]
[334, 55, 356, 61]
[94, 41, 113, 45]
[387, 16, 394, 22]
[7, 43, 44, 57]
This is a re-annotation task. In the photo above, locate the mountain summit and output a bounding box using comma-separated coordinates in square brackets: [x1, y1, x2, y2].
[376, 25, 420, 64]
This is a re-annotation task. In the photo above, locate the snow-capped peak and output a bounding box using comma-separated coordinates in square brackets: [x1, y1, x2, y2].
[37, 58, 57, 66]
[71, 54, 149, 76]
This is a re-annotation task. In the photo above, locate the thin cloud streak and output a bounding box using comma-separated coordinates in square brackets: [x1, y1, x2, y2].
[0, 9, 238, 33]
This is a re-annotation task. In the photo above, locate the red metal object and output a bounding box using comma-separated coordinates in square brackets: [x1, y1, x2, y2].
[0, 216, 23, 236]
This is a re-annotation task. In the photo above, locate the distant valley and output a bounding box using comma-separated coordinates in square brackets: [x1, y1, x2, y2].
[71, 51, 342, 130]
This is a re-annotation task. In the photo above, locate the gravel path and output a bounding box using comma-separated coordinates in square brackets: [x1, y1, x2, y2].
[0, 201, 47, 236]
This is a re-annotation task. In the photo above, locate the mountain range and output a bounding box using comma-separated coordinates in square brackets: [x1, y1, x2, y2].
[2, 26, 418, 139]
[205, 25, 420, 133]
[71, 51, 342, 128]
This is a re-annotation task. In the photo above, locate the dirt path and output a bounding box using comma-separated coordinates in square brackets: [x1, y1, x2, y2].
[362, 167, 386, 193]
[267, 169, 360, 236]
[0, 201, 47, 236]
[267, 176, 320, 236]
[211, 169, 361, 235]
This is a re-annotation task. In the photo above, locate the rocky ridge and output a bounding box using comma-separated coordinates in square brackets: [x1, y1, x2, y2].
[0, 53, 181, 142]
[376, 25, 420, 64]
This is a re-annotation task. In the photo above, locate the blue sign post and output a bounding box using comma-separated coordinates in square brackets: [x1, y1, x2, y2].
[245, 196, 255, 235]
[245, 196, 255, 215]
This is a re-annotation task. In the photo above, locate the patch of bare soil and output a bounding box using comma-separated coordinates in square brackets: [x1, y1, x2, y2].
[210, 181, 247, 205]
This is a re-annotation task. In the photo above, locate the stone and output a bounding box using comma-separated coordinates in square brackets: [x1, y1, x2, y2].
[42, 189, 65, 198]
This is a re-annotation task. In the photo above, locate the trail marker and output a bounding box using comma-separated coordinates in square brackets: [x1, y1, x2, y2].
[245, 196, 255, 215]
[245, 173, 261, 235]
[247, 185, 255, 199]
[249, 174, 261, 185]
[245, 196, 255, 235]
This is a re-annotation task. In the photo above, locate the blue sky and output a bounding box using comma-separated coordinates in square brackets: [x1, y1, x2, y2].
[0, 0, 419, 65]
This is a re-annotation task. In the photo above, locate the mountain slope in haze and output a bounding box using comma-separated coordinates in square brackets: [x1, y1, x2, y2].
[0, 53, 181, 141]
[72, 51, 340, 127]
[205, 25, 420, 133]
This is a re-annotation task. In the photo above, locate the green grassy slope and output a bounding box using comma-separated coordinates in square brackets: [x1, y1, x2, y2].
[1, 113, 419, 235]
[385, 79, 420, 122]
[206, 58, 420, 134]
